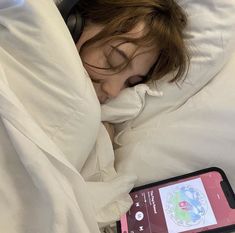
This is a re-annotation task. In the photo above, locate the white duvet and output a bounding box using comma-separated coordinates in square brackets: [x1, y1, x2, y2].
[0, 0, 135, 232]
[0, 0, 235, 233]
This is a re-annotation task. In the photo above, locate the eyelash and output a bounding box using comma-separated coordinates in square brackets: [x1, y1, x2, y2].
[105, 59, 116, 70]
[103, 46, 147, 87]
[125, 76, 146, 88]
[104, 46, 127, 71]
[125, 81, 135, 88]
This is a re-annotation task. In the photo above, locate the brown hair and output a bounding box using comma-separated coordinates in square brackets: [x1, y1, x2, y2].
[78, 0, 190, 83]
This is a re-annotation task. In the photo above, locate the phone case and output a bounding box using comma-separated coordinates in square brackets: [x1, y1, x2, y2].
[116, 167, 235, 233]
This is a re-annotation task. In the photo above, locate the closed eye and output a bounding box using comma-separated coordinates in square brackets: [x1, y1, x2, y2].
[104, 45, 131, 71]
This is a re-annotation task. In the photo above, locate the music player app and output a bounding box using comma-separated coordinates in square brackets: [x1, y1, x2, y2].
[120, 172, 235, 233]
[159, 178, 216, 233]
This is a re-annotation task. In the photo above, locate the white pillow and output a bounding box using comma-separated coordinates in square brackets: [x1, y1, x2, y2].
[102, 0, 235, 187]
[102, 0, 235, 123]
[0, 0, 100, 170]
[115, 49, 235, 188]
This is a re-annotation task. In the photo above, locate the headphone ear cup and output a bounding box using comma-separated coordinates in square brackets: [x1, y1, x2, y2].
[66, 8, 85, 43]
[66, 13, 77, 38]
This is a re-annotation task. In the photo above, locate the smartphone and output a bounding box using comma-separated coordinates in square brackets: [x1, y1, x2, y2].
[116, 167, 235, 233]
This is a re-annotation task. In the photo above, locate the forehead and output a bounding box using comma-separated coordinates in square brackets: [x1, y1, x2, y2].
[118, 41, 158, 65]
[130, 45, 158, 76]
[108, 22, 158, 75]
[121, 21, 158, 58]
[119, 22, 158, 66]
[78, 21, 158, 73]
[125, 21, 147, 38]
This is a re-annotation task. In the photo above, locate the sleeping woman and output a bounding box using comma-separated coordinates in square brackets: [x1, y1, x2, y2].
[59, 0, 189, 140]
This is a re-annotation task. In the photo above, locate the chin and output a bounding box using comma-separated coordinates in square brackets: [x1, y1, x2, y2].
[99, 96, 109, 104]
[99, 99, 106, 104]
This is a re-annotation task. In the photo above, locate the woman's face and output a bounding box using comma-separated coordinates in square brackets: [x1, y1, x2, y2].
[76, 22, 158, 104]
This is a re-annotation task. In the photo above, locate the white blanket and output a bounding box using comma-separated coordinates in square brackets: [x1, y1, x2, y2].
[0, 0, 135, 232]
[1, 0, 235, 232]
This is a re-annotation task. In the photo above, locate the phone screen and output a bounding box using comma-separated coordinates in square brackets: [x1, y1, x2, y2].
[119, 171, 235, 233]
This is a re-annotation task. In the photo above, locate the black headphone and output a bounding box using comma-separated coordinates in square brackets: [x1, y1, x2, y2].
[56, 0, 85, 43]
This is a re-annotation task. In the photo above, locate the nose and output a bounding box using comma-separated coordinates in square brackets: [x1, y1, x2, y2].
[101, 78, 125, 99]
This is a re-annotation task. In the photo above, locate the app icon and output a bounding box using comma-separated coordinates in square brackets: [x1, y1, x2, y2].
[135, 211, 144, 221]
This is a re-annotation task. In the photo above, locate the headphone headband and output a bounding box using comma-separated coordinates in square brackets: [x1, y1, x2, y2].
[56, 0, 79, 20]
[56, 0, 85, 43]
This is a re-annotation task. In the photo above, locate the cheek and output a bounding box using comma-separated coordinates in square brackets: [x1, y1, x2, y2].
[80, 46, 106, 69]
[91, 82, 103, 98]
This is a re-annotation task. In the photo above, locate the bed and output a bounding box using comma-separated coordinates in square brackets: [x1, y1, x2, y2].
[0, 0, 234, 233]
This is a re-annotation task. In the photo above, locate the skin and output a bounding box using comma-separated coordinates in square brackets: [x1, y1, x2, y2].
[76, 22, 159, 142]
[76, 21, 159, 104]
